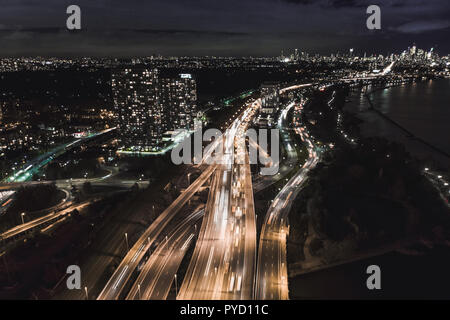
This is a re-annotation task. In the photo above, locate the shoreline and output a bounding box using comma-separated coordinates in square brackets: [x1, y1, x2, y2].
[363, 84, 450, 159]
[346, 81, 450, 171]
[287, 82, 450, 299]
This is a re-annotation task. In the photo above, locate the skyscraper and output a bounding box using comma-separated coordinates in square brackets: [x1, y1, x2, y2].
[112, 68, 198, 153]
[112, 67, 162, 152]
[160, 74, 197, 132]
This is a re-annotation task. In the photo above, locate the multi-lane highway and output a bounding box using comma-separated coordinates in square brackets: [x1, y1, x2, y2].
[178, 101, 259, 300]
[0, 178, 148, 246]
[255, 99, 320, 300]
[97, 100, 257, 300]
[126, 208, 204, 300]
[0, 165, 120, 191]
[97, 164, 216, 300]
[253, 101, 299, 192]
[0, 200, 94, 244]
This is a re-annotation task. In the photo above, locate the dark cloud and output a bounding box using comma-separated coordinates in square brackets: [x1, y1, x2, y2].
[280, 0, 315, 5]
[328, 0, 364, 8]
[280, 0, 383, 8]
[131, 29, 246, 37]
[391, 20, 450, 34]
[0, 0, 448, 56]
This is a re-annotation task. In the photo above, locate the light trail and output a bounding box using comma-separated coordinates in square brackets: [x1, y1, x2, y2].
[178, 100, 259, 300]
[255, 88, 321, 300]
[97, 165, 216, 300]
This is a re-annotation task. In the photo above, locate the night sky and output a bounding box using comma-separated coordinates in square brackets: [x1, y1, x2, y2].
[0, 0, 449, 57]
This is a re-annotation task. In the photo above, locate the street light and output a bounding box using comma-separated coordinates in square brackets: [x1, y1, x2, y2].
[21, 212, 26, 225]
[174, 274, 178, 296]
[124, 233, 129, 252]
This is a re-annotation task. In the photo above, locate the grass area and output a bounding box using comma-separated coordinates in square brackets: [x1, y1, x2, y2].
[39, 158, 109, 181]
[115, 153, 178, 181]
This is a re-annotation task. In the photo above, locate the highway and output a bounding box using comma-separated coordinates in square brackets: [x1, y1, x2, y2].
[253, 101, 299, 192]
[126, 208, 204, 300]
[97, 164, 216, 300]
[3, 127, 116, 184]
[0, 165, 121, 191]
[0, 190, 16, 216]
[96, 100, 257, 300]
[0, 179, 147, 245]
[0, 200, 94, 244]
[178, 100, 258, 300]
[255, 99, 321, 300]
[279, 83, 313, 94]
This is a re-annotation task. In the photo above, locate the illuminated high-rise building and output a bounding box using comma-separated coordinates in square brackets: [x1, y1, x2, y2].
[294, 49, 299, 61]
[258, 82, 280, 127]
[112, 67, 162, 152]
[112, 68, 198, 152]
[160, 74, 197, 132]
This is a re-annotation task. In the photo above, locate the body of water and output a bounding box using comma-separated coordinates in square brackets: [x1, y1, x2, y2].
[345, 79, 450, 170]
[290, 246, 450, 299]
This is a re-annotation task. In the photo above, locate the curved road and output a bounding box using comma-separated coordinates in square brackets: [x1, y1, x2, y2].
[255, 99, 321, 300]
[126, 209, 204, 300]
